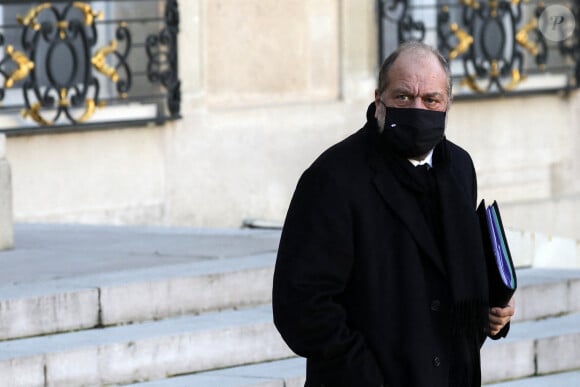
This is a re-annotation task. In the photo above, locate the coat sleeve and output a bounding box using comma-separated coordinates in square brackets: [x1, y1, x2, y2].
[272, 166, 384, 386]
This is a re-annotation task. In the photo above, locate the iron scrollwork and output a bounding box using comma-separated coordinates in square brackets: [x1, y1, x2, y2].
[438, 0, 548, 93]
[379, 0, 426, 43]
[379, 0, 579, 97]
[146, 0, 180, 118]
[0, 0, 181, 132]
[92, 22, 132, 98]
[13, 2, 125, 125]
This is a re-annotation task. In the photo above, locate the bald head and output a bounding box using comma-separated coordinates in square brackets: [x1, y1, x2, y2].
[377, 42, 452, 102]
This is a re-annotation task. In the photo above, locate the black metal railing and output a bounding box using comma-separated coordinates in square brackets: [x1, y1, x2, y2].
[0, 0, 180, 134]
[378, 0, 580, 98]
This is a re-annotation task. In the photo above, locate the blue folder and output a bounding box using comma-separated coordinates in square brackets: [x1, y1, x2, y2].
[477, 200, 517, 307]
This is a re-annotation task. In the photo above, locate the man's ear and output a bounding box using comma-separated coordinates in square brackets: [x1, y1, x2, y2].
[374, 89, 381, 118]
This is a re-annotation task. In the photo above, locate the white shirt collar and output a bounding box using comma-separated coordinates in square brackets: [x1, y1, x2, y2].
[408, 149, 434, 168]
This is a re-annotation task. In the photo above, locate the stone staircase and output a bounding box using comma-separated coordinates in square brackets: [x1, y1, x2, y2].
[481, 269, 580, 385]
[0, 224, 579, 386]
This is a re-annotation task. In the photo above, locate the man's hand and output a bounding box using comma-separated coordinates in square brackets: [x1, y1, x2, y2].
[489, 296, 515, 336]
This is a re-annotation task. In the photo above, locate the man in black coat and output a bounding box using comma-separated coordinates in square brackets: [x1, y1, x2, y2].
[272, 42, 515, 387]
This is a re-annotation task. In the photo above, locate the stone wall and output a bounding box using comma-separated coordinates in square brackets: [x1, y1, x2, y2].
[447, 93, 580, 240]
[3, 0, 580, 243]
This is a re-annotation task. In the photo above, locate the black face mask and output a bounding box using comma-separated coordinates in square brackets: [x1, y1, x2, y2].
[381, 106, 446, 158]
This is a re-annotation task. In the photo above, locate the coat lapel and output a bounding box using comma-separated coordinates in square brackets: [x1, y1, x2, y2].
[369, 150, 447, 276]
[435, 159, 488, 287]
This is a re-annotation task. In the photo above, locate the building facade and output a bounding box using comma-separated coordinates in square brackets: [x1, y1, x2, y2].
[1, 0, 579, 240]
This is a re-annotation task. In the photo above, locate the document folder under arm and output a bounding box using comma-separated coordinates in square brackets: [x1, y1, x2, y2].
[477, 200, 517, 307]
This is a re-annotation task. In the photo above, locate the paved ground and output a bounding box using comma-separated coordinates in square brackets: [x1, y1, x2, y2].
[0, 223, 281, 286]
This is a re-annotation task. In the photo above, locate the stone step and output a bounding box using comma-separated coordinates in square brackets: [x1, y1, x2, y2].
[0, 305, 293, 387]
[120, 312, 580, 387]
[513, 268, 580, 323]
[1, 259, 579, 343]
[0, 263, 578, 342]
[0, 252, 275, 341]
[481, 312, 580, 384]
[120, 361, 580, 387]
[119, 358, 305, 387]
[485, 370, 580, 386]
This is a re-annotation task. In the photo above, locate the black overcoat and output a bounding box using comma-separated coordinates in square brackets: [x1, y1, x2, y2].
[273, 107, 501, 386]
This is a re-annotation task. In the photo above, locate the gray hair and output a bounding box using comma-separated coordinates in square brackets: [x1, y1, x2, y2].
[377, 41, 453, 102]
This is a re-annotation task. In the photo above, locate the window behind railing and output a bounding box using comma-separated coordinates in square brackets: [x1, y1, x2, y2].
[378, 0, 579, 98]
[0, 0, 180, 134]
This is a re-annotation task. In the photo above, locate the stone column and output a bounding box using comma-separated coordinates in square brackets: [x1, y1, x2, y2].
[340, 0, 378, 100]
[0, 133, 13, 250]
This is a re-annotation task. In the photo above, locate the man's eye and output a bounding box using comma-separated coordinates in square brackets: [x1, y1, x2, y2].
[397, 95, 409, 101]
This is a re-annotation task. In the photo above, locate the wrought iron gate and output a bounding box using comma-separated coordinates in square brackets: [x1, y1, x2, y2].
[0, 0, 180, 134]
[378, 0, 580, 98]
